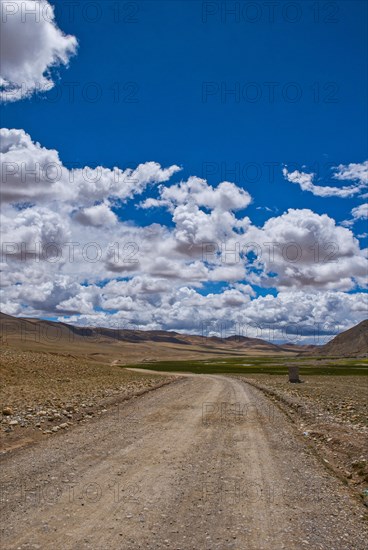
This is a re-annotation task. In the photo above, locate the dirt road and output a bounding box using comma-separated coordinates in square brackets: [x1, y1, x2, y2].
[1, 375, 367, 549]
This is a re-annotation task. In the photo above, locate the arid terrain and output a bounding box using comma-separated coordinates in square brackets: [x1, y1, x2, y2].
[310, 319, 368, 357]
[0, 348, 174, 453]
[0, 317, 367, 549]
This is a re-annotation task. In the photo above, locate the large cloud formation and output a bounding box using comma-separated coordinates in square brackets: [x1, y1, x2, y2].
[1, 129, 367, 341]
[0, 0, 77, 102]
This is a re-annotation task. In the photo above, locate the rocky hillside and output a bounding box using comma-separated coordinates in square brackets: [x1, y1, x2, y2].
[311, 320, 368, 358]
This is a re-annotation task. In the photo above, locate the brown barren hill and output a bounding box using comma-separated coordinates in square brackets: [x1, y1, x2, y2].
[311, 319, 368, 358]
[0, 312, 302, 364]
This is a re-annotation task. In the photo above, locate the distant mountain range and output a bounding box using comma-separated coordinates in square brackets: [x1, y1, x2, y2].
[0, 313, 367, 362]
[0, 312, 309, 363]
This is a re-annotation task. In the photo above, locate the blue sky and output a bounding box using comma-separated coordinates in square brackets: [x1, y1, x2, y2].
[0, 0, 367, 341]
[2, 1, 367, 224]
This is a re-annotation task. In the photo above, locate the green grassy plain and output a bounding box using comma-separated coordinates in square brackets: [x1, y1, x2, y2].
[122, 356, 368, 376]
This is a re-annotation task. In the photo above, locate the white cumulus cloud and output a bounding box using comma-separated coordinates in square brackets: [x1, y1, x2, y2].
[0, 0, 78, 102]
[141, 176, 251, 212]
[73, 203, 118, 227]
[246, 208, 368, 291]
[0, 128, 182, 205]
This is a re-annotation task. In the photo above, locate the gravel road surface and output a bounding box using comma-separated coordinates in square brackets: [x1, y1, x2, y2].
[1, 375, 367, 549]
